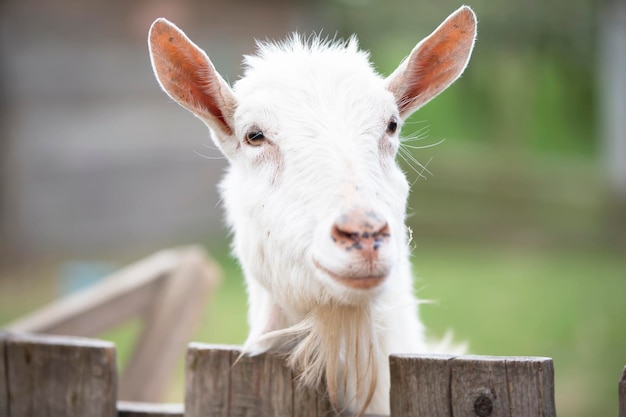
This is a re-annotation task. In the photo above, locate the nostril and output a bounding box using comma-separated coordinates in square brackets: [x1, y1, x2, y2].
[331, 224, 359, 244]
[330, 209, 391, 252]
[374, 223, 391, 238]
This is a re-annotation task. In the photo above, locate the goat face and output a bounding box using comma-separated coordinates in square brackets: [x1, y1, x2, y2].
[224, 42, 409, 308]
[148, 7, 476, 312]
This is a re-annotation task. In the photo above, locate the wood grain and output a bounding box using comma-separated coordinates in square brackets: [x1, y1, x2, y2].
[504, 356, 555, 417]
[292, 374, 332, 417]
[5, 333, 117, 417]
[185, 345, 334, 417]
[390, 354, 455, 417]
[185, 343, 239, 417]
[389, 354, 556, 417]
[450, 356, 510, 417]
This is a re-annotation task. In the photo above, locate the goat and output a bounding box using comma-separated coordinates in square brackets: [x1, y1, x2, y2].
[148, 6, 476, 415]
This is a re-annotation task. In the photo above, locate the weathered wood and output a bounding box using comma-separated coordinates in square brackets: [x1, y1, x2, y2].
[6, 246, 221, 403]
[117, 401, 184, 417]
[186, 344, 332, 417]
[119, 247, 221, 401]
[618, 366, 626, 417]
[229, 352, 272, 416]
[0, 333, 8, 417]
[260, 352, 294, 416]
[185, 343, 239, 417]
[292, 375, 337, 417]
[5, 333, 117, 417]
[504, 356, 555, 417]
[389, 354, 455, 417]
[389, 354, 556, 417]
[292, 378, 333, 417]
[450, 356, 511, 417]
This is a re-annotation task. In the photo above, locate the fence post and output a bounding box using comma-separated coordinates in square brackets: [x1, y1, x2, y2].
[185, 343, 332, 417]
[2, 333, 117, 417]
[618, 366, 626, 417]
[6, 245, 221, 403]
[390, 354, 556, 417]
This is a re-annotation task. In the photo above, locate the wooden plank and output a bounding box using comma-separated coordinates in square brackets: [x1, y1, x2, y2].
[186, 344, 331, 417]
[117, 401, 184, 417]
[6, 333, 117, 417]
[504, 357, 555, 417]
[292, 375, 332, 417]
[228, 352, 267, 416]
[119, 246, 221, 401]
[227, 350, 298, 417]
[185, 343, 239, 417]
[390, 355, 556, 417]
[618, 366, 626, 417]
[261, 353, 294, 416]
[0, 333, 8, 417]
[450, 356, 511, 417]
[5, 249, 181, 336]
[389, 354, 455, 417]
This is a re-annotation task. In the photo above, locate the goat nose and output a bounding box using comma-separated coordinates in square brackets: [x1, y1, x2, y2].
[331, 208, 390, 258]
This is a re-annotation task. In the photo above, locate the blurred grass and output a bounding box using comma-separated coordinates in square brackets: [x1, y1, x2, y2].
[3, 242, 623, 417]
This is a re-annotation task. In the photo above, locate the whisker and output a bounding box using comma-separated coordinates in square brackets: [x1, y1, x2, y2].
[400, 126, 430, 143]
[400, 147, 434, 177]
[193, 148, 226, 160]
[401, 138, 446, 150]
[397, 149, 428, 181]
[410, 156, 434, 187]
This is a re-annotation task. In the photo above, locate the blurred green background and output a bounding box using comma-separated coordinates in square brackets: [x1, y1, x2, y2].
[0, 0, 624, 416]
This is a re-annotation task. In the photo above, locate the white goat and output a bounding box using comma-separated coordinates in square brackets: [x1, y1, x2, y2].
[148, 6, 476, 415]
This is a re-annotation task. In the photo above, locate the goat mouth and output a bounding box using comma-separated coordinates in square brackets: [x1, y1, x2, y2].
[313, 259, 386, 290]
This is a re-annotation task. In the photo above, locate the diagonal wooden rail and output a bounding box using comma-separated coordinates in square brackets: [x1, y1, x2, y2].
[4, 246, 220, 402]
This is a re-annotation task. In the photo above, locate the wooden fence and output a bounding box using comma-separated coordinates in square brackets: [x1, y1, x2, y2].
[4, 246, 220, 402]
[2, 332, 625, 417]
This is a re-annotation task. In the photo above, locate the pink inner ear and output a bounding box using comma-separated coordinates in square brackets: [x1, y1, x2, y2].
[397, 7, 476, 114]
[149, 20, 232, 135]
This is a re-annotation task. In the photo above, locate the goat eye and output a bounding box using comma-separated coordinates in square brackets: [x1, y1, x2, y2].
[386, 118, 398, 134]
[245, 129, 265, 146]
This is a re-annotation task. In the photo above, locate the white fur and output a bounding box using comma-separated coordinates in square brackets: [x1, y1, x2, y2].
[148, 7, 476, 415]
[224, 35, 425, 414]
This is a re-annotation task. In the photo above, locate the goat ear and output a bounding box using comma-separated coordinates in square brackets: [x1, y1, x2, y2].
[148, 18, 237, 141]
[386, 6, 477, 118]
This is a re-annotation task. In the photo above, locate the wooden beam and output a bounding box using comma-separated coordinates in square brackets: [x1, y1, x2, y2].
[5, 249, 182, 336]
[4, 333, 117, 417]
[6, 246, 221, 403]
[119, 247, 221, 401]
[389, 354, 556, 417]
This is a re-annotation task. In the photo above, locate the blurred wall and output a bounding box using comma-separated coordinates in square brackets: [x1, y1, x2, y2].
[0, 0, 329, 258]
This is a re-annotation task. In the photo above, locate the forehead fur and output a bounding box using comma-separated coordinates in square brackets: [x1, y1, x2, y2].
[242, 34, 374, 77]
[234, 34, 392, 129]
